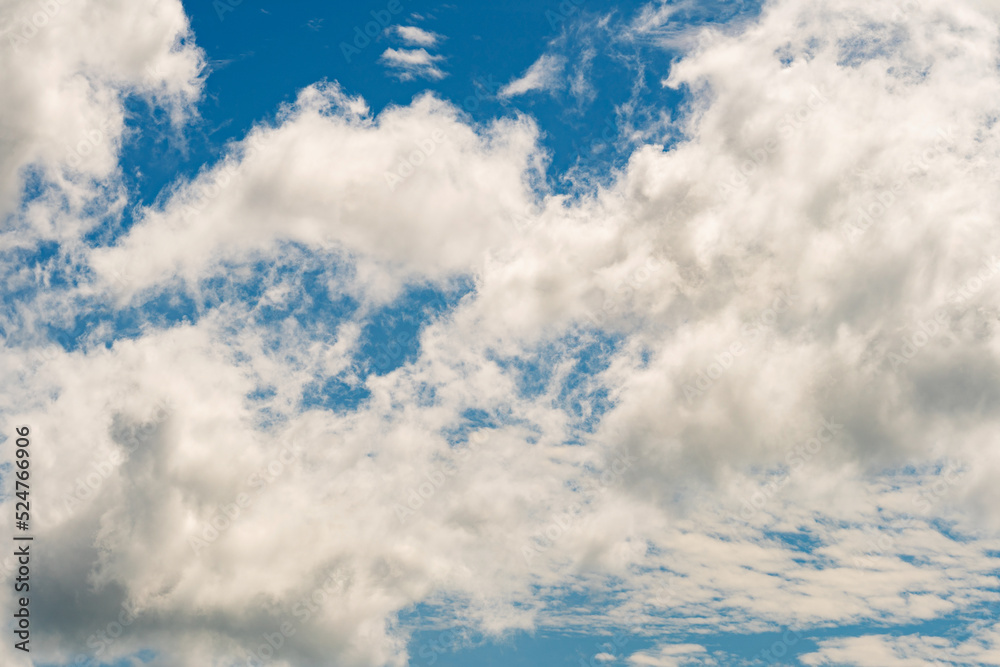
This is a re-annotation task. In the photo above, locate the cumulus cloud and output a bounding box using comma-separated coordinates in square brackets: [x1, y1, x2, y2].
[0, 0, 204, 227]
[393, 25, 440, 47]
[3, 0, 1000, 665]
[88, 84, 541, 300]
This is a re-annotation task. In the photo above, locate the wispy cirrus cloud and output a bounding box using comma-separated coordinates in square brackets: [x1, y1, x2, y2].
[499, 53, 566, 98]
[379, 47, 447, 80]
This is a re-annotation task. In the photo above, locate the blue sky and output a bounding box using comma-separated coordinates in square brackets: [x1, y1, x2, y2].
[122, 0, 759, 210]
[2, 0, 1000, 665]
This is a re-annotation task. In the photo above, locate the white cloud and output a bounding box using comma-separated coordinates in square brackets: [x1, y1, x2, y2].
[88, 84, 541, 301]
[379, 47, 447, 80]
[626, 0, 755, 50]
[4, 0, 1000, 665]
[499, 54, 567, 98]
[0, 0, 204, 233]
[628, 643, 711, 666]
[800, 623, 1000, 666]
[394, 25, 440, 47]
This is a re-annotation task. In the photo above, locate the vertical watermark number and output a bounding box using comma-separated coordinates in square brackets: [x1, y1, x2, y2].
[12, 425, 32, 652]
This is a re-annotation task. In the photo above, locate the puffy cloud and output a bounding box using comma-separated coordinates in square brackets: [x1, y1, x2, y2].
[3, 0, 1000, 665]
[0, 0, 204, 227]
[393, 25, 440, 47]
[88, 84, 541, 302]
[585, 0, 1000, 505]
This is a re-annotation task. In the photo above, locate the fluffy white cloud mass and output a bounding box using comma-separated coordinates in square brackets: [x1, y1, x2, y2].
[2, 0, 1000, 665]
[0, 0, 203, 228]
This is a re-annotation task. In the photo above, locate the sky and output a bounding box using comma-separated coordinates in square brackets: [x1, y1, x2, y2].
[1, 0, 1000, 665]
